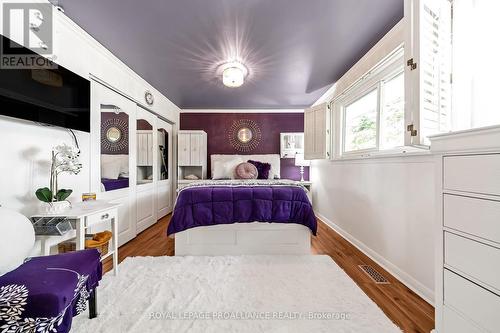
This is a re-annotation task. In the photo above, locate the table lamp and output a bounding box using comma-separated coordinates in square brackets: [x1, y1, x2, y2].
[294, 153, 310, 182]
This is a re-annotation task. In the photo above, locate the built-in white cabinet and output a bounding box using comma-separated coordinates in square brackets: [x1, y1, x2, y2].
[430, 126, 500, 333]
[178, 131, 206, 167]
[177, 130, 207, 189]
[304, 103, 330, 160]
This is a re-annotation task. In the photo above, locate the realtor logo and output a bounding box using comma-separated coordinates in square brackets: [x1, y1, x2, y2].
[1, 2, 56, 69]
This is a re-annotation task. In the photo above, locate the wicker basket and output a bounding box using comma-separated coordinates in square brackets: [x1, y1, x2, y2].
[58, 231, 112, 256]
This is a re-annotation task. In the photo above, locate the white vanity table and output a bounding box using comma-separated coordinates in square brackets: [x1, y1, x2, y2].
[32, 201, 121, 275]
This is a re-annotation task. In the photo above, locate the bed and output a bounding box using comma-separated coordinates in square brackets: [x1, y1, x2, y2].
[168, 154, 316, 255]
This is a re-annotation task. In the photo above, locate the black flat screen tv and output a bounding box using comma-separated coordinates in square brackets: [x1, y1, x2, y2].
[0, 35, 90, 132]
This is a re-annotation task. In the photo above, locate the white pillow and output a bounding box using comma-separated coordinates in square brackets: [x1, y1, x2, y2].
[212, 160, 240, 179]
[101, 162, 121, 179]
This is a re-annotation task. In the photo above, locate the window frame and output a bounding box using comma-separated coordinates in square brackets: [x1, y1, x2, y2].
[335, 51, 405, 158]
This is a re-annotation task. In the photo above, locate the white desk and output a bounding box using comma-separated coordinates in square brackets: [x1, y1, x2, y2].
[32, 201, 121, 275]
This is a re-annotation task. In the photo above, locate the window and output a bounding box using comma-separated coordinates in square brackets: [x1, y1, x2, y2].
[344, 89, 378, 152]
[380, 72, 405, 149]
[337, 50, 405, 156]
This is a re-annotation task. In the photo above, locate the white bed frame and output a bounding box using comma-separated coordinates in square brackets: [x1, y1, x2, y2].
[174, 154, 313, 256]
[175, 222, 311, 255]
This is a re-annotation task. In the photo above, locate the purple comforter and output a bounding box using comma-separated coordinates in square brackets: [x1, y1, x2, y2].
[167, 185, 317, 236]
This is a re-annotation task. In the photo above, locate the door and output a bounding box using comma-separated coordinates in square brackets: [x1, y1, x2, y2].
[178, 132, 190, 166]
[156, 118, 173, 219]
[135, 105, 158, 233]
[90, 80, 137, 246]
[190, 133, 202, 166]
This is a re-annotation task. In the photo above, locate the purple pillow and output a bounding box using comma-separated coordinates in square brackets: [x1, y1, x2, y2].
[247, 160, 271, 179]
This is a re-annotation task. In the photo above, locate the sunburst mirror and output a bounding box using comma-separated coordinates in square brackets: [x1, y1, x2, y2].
[101, 117, 129, 153]
[228, 119, 261, 152]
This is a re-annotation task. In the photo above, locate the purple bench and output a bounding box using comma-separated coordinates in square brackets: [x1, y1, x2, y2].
[0, 249, 102, 333]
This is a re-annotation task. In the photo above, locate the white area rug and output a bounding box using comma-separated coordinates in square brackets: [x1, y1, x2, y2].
[72, 255, 401, 333]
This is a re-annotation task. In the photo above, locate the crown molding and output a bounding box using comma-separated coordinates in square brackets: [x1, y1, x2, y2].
[181, 109, 304, 114]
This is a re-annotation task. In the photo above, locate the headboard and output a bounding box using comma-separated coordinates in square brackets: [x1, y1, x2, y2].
[211, 154, 281, 179]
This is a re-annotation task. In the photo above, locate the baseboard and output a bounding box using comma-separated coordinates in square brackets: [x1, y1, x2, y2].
[315, 212, 435, 306]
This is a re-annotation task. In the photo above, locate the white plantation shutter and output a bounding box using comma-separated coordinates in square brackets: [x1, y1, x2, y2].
[404, 0, 452, 146]
[304, 103, 330, 160]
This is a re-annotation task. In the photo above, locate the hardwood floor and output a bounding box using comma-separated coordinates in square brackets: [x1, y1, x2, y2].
[103, 215, 435, 333]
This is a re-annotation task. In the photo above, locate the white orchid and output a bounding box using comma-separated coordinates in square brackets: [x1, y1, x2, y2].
[52, 143, 82, 176]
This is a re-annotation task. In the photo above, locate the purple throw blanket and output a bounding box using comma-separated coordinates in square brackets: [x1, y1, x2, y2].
[167, 184, 317, 236]
[0, 249, 102, 333]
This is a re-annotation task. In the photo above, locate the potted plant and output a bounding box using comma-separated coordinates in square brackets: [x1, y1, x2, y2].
[35, 144, 82, 213]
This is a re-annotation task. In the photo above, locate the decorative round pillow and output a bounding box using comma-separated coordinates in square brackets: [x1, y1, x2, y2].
[234, 162, 258, 179]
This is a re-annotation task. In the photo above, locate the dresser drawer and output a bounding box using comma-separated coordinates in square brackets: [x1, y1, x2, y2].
[442, 306, 483, 333]
[444, 154, 500, 196]
[86, 209, 117, 228]
[445, 232, 500, 293]
[444, 269, 500, 332]
[444, 194, 500, 244]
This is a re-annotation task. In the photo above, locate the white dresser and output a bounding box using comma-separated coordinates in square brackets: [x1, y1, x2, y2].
[430, 126, 500, 333]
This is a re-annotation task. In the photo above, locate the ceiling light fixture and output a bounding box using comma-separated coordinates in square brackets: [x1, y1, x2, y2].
[221, 61, 248, 88]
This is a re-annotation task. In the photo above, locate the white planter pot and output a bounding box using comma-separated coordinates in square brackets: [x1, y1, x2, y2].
[45, 201, 71, 214]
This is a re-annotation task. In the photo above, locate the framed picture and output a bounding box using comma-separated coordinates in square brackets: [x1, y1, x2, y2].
[280, 132, 304, 158]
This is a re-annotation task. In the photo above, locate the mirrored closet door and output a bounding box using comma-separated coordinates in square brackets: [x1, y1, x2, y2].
[91, 81, 137, 246]
[135, 106, 158, 233]
[156, 118, 173, 218]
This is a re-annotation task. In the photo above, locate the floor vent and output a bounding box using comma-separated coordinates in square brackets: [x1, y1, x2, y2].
[358, 265, 390, 284]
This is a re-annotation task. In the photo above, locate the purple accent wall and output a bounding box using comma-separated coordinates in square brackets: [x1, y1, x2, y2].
[180, 113, 309, 181]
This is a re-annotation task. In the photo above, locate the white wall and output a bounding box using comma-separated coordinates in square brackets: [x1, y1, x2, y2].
[0, 116, 91, 216]
[309, 17, 435, 303]
[311, 155, 436, 303]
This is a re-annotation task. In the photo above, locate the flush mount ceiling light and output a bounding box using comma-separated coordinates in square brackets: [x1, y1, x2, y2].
[220, 61, 248, 88]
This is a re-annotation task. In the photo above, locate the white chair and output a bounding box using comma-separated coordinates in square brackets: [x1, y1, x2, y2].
[0, 206, 35, 276]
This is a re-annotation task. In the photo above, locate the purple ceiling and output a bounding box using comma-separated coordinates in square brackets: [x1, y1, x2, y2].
[57, 0, 403, 109]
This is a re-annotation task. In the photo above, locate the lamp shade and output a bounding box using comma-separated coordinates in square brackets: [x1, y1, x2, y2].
[0, 207, 35, 276]
[294, 153, 310, 167]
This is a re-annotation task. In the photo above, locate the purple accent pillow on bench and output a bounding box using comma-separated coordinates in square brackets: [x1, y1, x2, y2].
[247, 160, 271, 179]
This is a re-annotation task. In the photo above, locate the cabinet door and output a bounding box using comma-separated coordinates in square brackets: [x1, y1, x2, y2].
[190, 133, 202, 166]
[304, 109, 315, 160]
[178, 133, 191, 166]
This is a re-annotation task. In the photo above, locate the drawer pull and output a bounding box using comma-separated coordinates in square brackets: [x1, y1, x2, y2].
[101, 213, 109, 220]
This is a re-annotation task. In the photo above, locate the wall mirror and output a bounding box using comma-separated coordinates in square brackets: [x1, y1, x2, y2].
[157, 128, 169, 181]
[100, 107, 130, 192]
[106, 127, 122, 143]
[280, 132, 304, 158]
[137, 118, 154, 185]
[237, 127, 252, 143]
